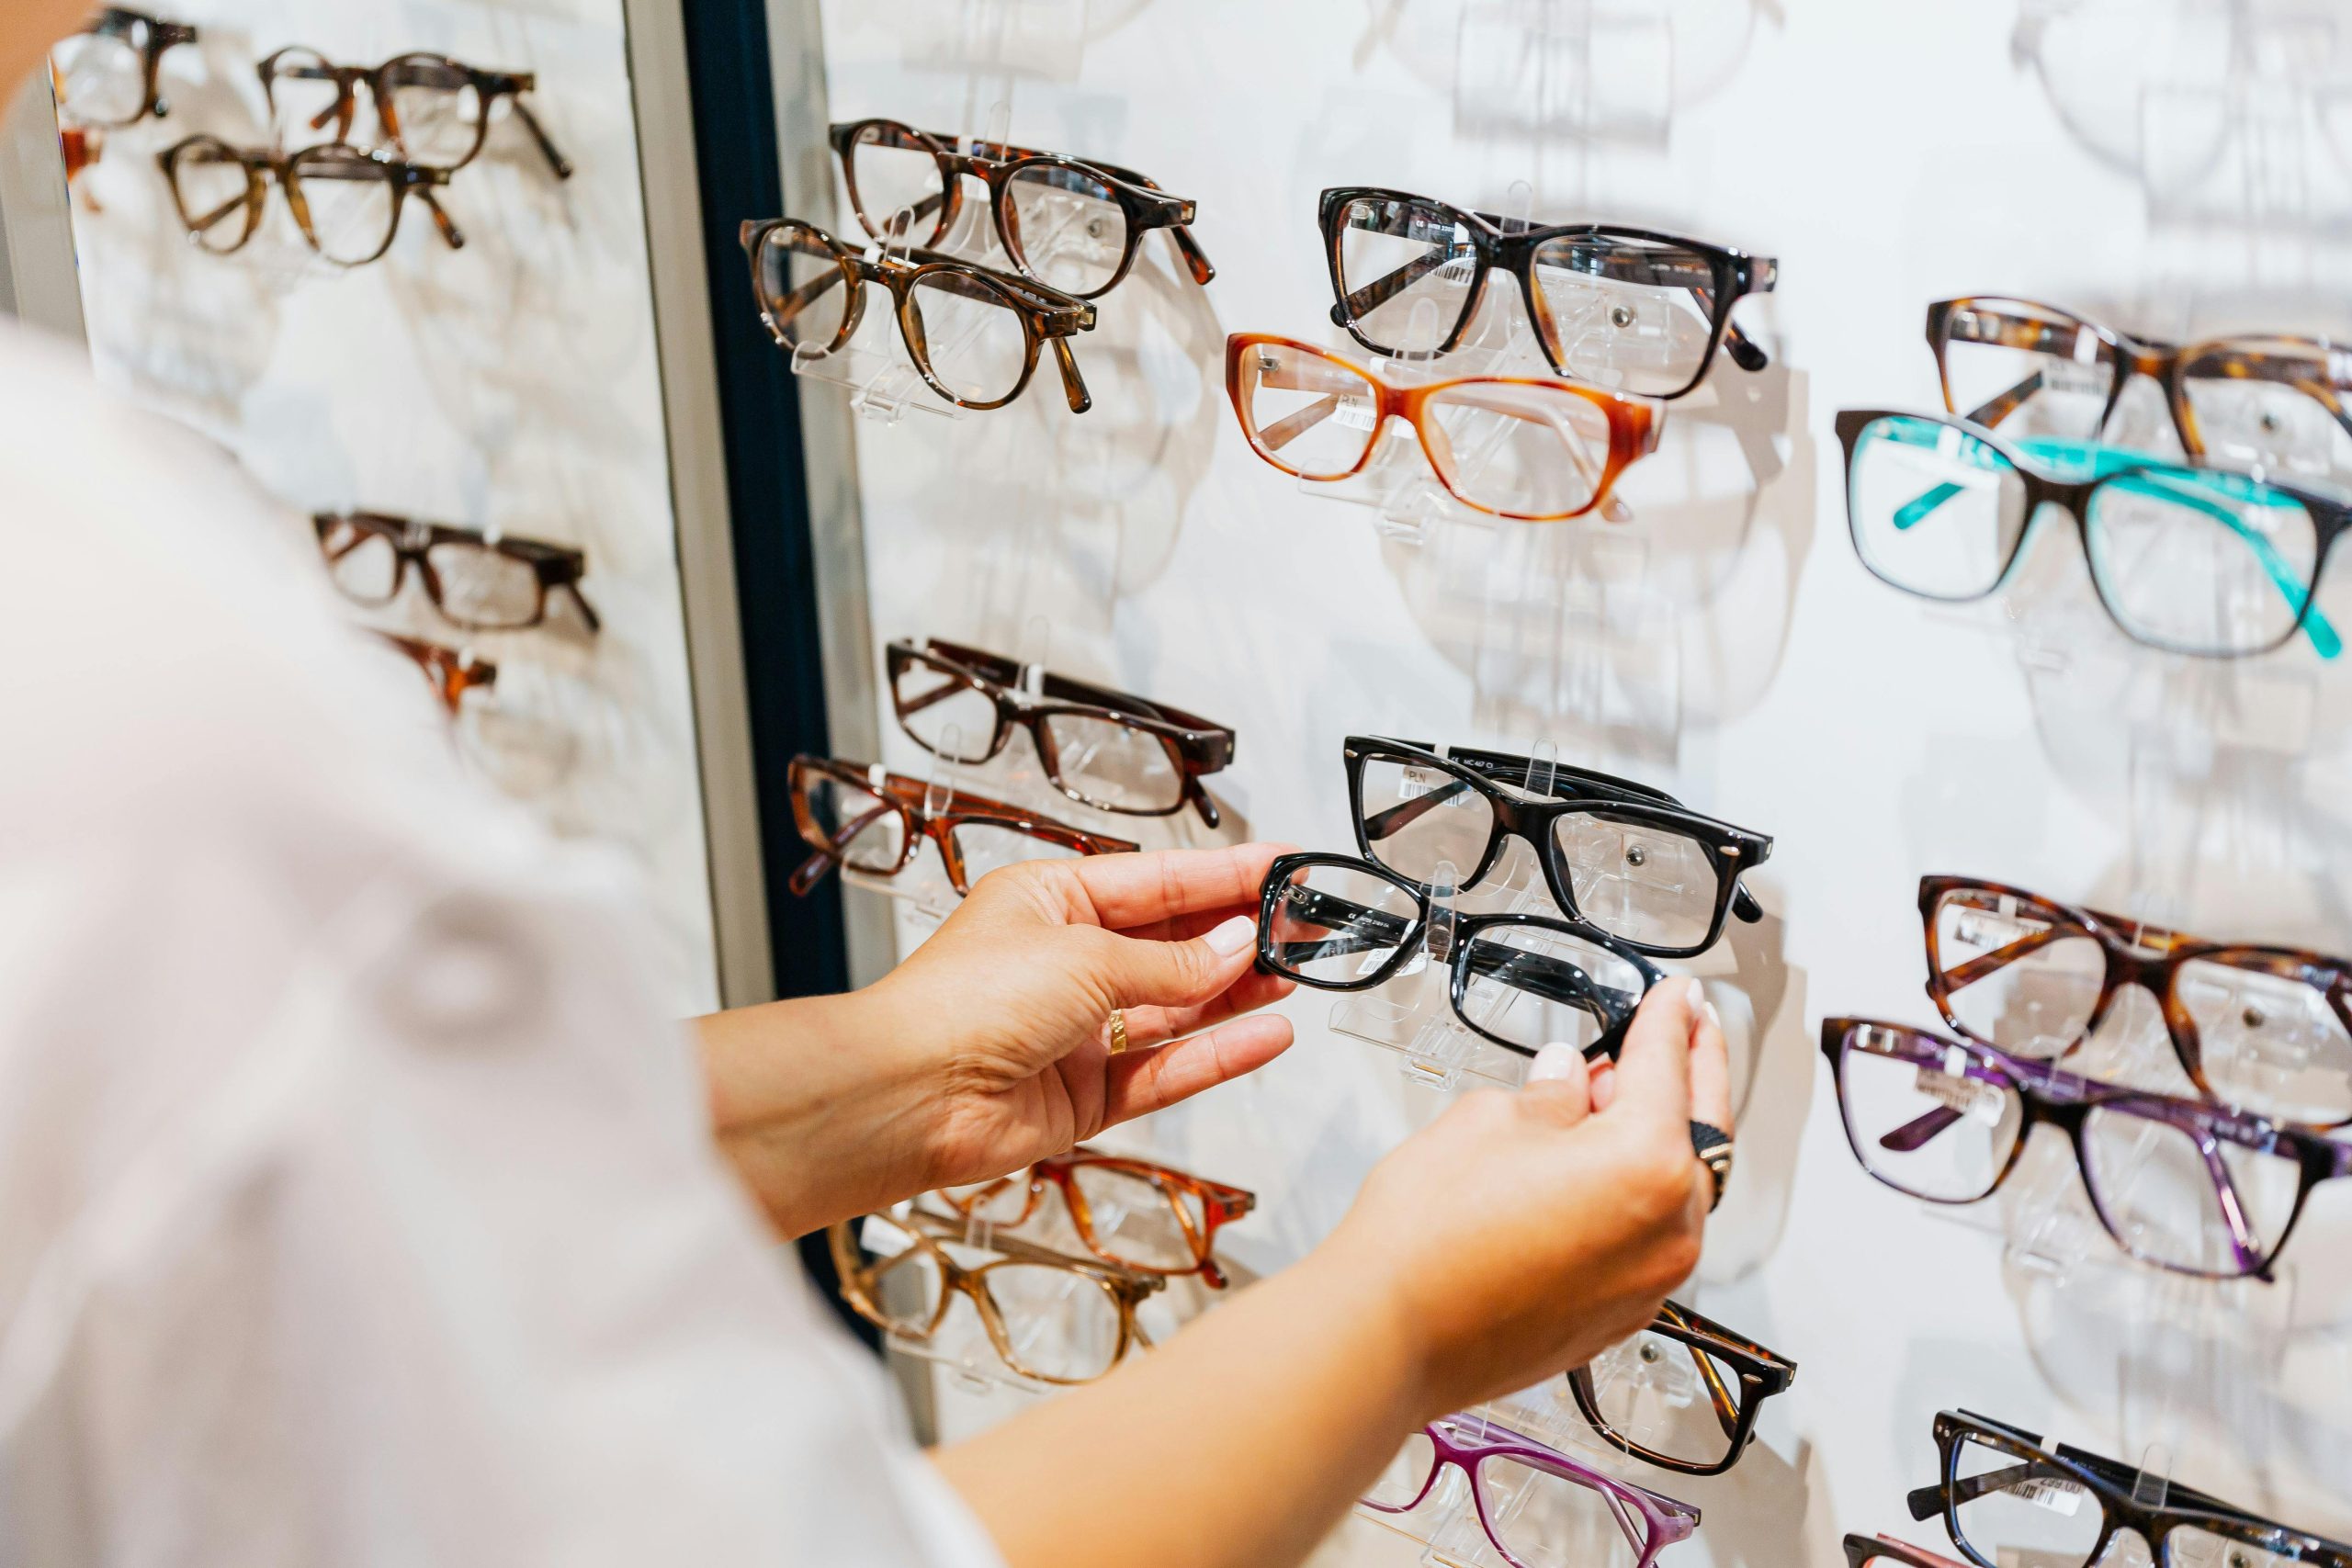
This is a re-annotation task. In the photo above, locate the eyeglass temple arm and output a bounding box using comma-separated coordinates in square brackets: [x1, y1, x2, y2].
[1937, 922, 2075, 989]
[417, 182, 466, 250]
[1905, 1460, 2073, 1521]
[1050, 337, 1092, 414]
[1168, 221, 1216, 285]
[507, 98, 574, 180]
[1361, 783, 1471, 844]
[1335, 246, 1456, 327]
[2056, 1444, 2267, 1522]
[1263, 886, 1416, 964]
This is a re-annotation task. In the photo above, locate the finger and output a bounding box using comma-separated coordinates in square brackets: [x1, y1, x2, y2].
[1117, 969, 1296, 1049]
[1102, 1013, 1295, 1124]
[1600, 976, 1698, 1130]
[1517, 1042, 1594, 1129]
[1589, 1059, 1620, 1113]
[1082, 912, 1262, 1013]
[1689, 992, 1733, 1134]
[1062, 844, 1295, 931]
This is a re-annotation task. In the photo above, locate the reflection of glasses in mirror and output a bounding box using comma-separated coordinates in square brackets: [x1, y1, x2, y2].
[314, 513, 599, 635]
[374, 631, 496, 717]
[258, 46, 573, 180]
[50, 6, 197, 130]
[157, 136, 464, 268]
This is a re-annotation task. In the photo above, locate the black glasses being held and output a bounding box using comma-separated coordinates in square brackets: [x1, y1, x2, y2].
[887, 637, 1233, 827]
[741, 217, 1098, 412]
[1256, 850, 1664, 1062]
[829, 118, 1212, 300]
[159, 136, 462, 267]
[1911, 1408, 2352, 1568]
[1319, 186, 1777, 400]
[313, 513, 599, 635]
[1344, 737, 1772, 960]
[50, 6, 197, 128]
[259, 48, 572, 180]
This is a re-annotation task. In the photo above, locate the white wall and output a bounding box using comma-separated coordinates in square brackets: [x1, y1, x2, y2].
[809, 0, 2352, 1558]
[63, 0, 720, 1012]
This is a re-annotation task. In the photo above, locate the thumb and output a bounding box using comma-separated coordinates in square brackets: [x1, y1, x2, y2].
[1086, 913, 1261, 1010]
[1517, 1041, 1594, 1129]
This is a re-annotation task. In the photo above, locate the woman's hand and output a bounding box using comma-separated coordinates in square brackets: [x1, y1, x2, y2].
[1317, 976, 1732, 1422]
[698, 844, 1296, 1238]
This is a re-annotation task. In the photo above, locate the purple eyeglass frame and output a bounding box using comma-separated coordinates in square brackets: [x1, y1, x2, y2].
[1362, 1411, 1700, 1568]
[1821, 1016, 2352, 1281]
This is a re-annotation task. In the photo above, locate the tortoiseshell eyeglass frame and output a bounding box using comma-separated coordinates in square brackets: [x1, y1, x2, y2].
[256, 48, 574, 180]
[313, 513, 600, 635]
[936, 1147, 1256, 1288]
[1344, 736, 1773, 960]
[827, 1204, 1159, 1386]
[157, 135, 463, 266]
[1908, 1408, 2352, 1568]
[1565, 1298, 1797, 1476]
[1918, 874, 2352, 1129]
[1223, 333, 1662, 523]
[58, 6, 198, 127]
[1317, 186, 1776, 400]
[1926, 297, 2352, 467]
[374, 631, 496, 717]
[739, 217, 1097, 412]
[1255, 850, 1666, 1063]
[886, 637, 1234, 827]
[1818, 1016, 2352, 1281]
[786, 755, 1138, 899]
[1843, 1534, 1972, 1568]
[1834, 406, 2352, 659]
[829, 118, 1213, 299]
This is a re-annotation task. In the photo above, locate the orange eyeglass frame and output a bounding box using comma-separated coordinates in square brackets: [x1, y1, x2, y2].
[1224, 333, 1661, 523]
[938, 1147, 1256, 1289]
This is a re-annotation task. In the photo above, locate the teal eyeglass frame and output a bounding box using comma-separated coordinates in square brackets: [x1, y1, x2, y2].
[1836, 408, 2351, 660]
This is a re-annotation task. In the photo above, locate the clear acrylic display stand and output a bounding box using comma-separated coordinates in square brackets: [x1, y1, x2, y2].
[789, 206, 967, 426]
[838, 741, 974, 929]
[1453, 0, 1672, 147]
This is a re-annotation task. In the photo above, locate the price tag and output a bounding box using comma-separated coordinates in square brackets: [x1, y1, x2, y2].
[1330, 396, 1378, 433]
[2008, 1478, 2087, 1517]
[1917, 1061, 2007, 1125]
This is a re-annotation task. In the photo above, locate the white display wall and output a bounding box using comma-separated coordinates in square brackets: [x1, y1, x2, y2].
[60, 0, 721, 1012]
[805, 0, 2352, 1559]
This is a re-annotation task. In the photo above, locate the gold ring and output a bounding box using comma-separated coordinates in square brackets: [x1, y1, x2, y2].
[1106, 1010, 1132, 1055]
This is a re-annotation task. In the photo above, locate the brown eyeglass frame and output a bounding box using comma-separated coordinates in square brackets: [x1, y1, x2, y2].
[1926, 297, 2352, 462]
[257, 47, 573, 179]
[58, 6, 198, 127]
[828, 118, 1214, 300]
[935, 1147, 1256, 1289]
[157, 135, 462, 266]
[739, 216, 1097, 412]
[787, 755, 1138, 898]
[314, 513, 600, 635]
[1224, 333, 1662, 523]
[828, 1205, 1159, 1386]
[1843, 1535, 1972, 1568]
[1565, 1298, 1796, 1477]
[1919, 874, 2352, 1129]
[887, 637, 1236, 828]
[374, 631, 496, 717]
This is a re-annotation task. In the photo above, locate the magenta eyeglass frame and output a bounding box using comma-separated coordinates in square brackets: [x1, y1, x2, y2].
[1362, 1411, 1700, 1568]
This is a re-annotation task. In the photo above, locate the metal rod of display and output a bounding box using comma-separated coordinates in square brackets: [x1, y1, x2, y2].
[623, 0, 776, 1010]
[763, 0, 893, 992]
[0, 76, 85, 340]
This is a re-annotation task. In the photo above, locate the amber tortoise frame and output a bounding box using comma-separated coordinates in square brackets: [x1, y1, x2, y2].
[786, 755, 1137, 898]
[158, 135, 462, 266]
[936, 1147, 1256, 1288]
[314, 512, 599, 635]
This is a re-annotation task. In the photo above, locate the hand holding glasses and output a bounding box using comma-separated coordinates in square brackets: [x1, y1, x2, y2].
[830, 118, 1211, 299]
[1919, 875, 2352, 1128]
[1225, 334, 1661, 523]
[1908, 1408, 2352, 1568]
[1838, 409, 2351, 660]
[159, 136, 462, 267]
[1320, 186, 1777, 399]
[787, 756, 1138, 898]
[887, 637, 1234, 827]
[742, 218, 1098, 412]
[258, 48, 574, 181]
[1821, 1016, 2352, 1280]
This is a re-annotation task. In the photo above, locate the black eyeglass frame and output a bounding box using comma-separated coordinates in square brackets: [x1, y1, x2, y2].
[1255, 850, 1665, 1062]
[1317, 186, 1777, 400]
[1909, 1408, 2352, 1568]
[1344, 736, 1772, 960]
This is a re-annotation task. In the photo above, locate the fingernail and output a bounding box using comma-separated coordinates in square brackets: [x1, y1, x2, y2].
[1701, 999, 1723, 1034]
[1526, 1042, 1581, 1083]
[1681, 976, 1706, 1012]
[1205, 915, 1257, 957]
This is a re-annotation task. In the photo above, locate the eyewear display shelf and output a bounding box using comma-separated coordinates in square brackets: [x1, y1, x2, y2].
[781, 0, 2352, 1559]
